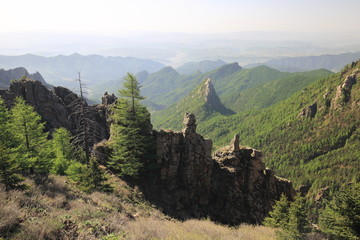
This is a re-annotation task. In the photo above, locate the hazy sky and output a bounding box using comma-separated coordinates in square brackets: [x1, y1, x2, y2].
[1, 0, 360, 35]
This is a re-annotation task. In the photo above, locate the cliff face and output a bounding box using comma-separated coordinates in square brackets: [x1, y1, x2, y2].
[144, 113, 295, 225]
[0, 79, 109, 145]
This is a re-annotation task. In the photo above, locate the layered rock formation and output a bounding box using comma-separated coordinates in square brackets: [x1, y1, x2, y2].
[144, 113, 295, 225]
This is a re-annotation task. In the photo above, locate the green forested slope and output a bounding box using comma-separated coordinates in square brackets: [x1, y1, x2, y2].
[198, 61, 360, 192]
[223, 69, 333, 112]
[152, 78, 234, 130]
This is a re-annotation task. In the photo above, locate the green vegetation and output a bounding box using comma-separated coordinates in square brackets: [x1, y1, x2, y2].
[109, 73, 151, 176]
[223, 69, 332, 112]
[51, 128, 75, 175]
[319, 183, 360, 240]
[152, 78, 234, 130]
[197, 61, 360, 192]
[265, 196, 310, 240]
[9, 97, 51, 174]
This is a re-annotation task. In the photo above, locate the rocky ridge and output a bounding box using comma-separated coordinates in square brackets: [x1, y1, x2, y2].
[1, 79, 295, 225]
[0, 78, 109, 146]
[144, 113, 295, 225]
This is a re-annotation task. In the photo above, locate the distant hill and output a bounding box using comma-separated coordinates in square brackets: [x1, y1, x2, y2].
[176, 60, 227, 75]
[0, 53, 164, 91]
[0, 67, 50, 89]
[152, 78, 234, 130]
[246, 51, 360, 72]
[198, 60, 360, 193]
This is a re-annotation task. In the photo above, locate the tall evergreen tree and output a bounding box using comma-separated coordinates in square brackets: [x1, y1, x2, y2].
[0, 98, 11, 146]
[9, 97, 52, 174]
[320, 183, 360, 240]
[0, 146, 23, 190]
[109, 73, 151, 176]
[51, 128, 75, 175]
[0, 98, 23, 190]
[263, 194, 290, 228]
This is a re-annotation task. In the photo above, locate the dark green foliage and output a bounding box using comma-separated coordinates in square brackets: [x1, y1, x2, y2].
[197, 60, 360, 193]
[265, 196, 309, 240]
[223, 69, 332, 112]
[51, 128, 75, 175]
[65, 158, 112, 193]
[0, 145, 23, 190]
[319, 183, 360, 240]
[264, 194, 290, 228]
[8, 97, 52, 174]
[110, 73, 151, 176]
[0, 97, 11, 146]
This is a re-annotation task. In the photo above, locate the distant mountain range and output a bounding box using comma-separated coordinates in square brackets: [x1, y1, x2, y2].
[150, 63, 332, 130]
[0, 53, 165, 90]
[0, 67, 49, 89]
[246, 51, 360, 72]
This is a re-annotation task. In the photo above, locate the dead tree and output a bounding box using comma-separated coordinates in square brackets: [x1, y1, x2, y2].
[69, 72, 102, 163]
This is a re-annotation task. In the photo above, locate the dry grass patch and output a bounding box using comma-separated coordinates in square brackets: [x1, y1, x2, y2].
[122, 218, 276, 240]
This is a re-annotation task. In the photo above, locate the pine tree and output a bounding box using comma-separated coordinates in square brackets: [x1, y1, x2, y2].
[0, 97, 11, 146]
[0, 145, 23, 190]
[109, 73, 151, 176]
[51, 128, 75, 175]
[80, 158, 112, 193]
[9, 97, 52, 174]
[284, 196, 309, 240]
[320, 183, 360, 240]
[263, 194, 290, 228]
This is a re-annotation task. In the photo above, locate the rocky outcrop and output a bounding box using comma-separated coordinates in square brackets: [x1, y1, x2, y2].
[333, 72, 357, 108]
[143, 113, 295, 225]
[0, 79, 109, 146]
[298, 102, 317, 118]
[148, 113, 213, 218]
[210, 134, 294, 224]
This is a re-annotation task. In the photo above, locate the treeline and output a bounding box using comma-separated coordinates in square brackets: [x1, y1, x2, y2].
[0, 73, 151, 193]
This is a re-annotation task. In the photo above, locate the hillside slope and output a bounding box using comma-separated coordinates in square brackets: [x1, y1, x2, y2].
[199, 60, 360, 192]
[223, 69, 333, 112]
[152, 78, 234, 130]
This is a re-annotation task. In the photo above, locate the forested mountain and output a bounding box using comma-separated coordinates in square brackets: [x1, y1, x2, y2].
[246, 51, 360, 72]
[197, 60, 360, 193]
[152, 78, 234, 130]
[0, 53, 164, 90]
[223, 69, 333, 112]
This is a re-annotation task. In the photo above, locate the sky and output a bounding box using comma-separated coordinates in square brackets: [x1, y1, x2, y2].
[1, 0, 360, 35]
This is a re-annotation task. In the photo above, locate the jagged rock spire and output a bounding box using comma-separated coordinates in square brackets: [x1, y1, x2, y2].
[182, 112, 197, 136]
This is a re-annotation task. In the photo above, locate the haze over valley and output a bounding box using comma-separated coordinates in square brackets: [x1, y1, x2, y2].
[0, 0, 359, 239]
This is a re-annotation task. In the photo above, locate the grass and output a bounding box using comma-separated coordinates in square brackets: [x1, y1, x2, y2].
[0, 174, 278, 240]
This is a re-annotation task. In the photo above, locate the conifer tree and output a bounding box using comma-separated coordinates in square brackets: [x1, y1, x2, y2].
[9, 97, 52, 174]
[263, 194, 290, 228]
[0, 98, 11, 146]
[79, 157, 112, 193]
[51, 128, 75, 175]
[0, 146, 23, 190]
[0, 98, 23, 190]
[320, 183, 360, 240]
[109, 73, 151, 176]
